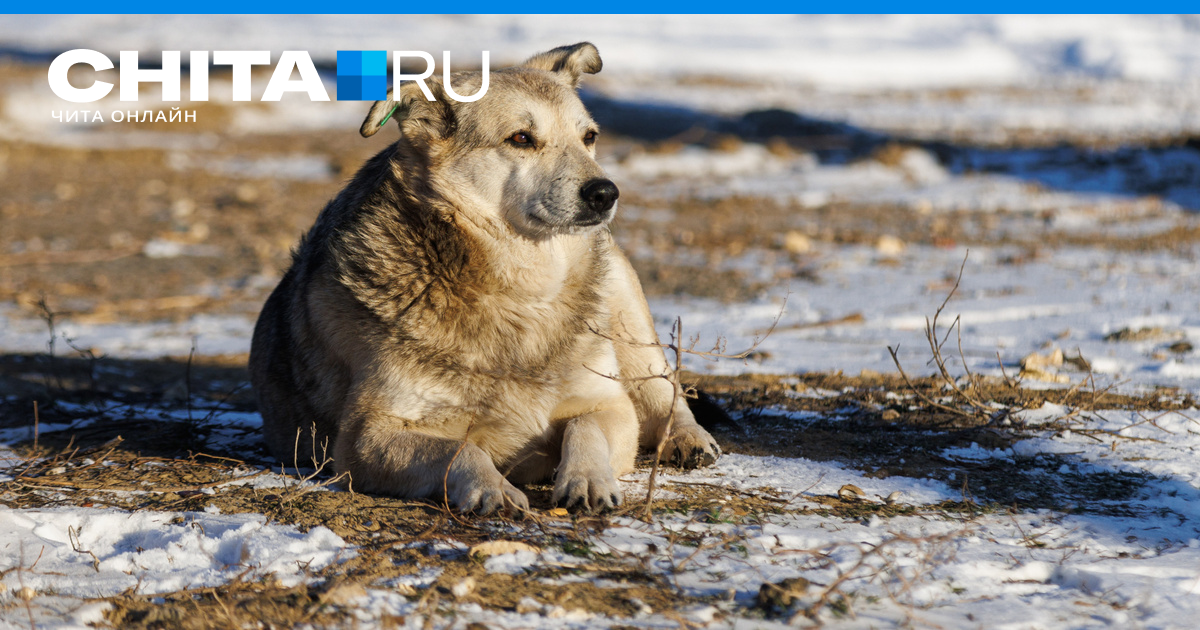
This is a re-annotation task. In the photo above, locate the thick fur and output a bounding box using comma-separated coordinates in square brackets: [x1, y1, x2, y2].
[250, 42, 720, 514]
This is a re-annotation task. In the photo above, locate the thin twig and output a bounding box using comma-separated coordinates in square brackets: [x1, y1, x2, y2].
[644, 318, 683, 518]
[32, 401, 39, 453]
[67, 525, 100, 572]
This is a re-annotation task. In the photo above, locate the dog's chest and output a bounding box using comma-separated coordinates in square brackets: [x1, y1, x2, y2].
[432, 286, 599, 380]
[388, 299, 613, 462]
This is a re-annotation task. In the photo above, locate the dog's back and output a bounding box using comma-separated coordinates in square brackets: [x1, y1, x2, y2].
[250, 149, 395, 465]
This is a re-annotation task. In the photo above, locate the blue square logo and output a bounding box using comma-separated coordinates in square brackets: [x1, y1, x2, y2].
[337, 74, 362, 101]
[336, 50, 361, 75]
[362, 75, 387, 99]
[361, 51, 386, 77]
[337, 50, 388, 101]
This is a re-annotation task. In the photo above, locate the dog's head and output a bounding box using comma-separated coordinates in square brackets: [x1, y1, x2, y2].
[361, 43, 617, 240]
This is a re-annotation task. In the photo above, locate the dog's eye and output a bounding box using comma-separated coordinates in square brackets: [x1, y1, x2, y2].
[583, 130, 598, 145]
[507, 132, 533, 146]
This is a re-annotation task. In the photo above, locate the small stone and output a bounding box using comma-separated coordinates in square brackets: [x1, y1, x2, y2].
[188, 222, 210, 240]
[1168, 341, 1193, 354]
[235, 183, 260, 204]
[451, 577, 476, 599]
[17, 586, 36, 601]
[783, 230, 812, 255]
[470, 540, 540, 558]
[170, 198, 195, 219]
[880, 409, 900, 422]
[1019, 367, 1071, 384]
[1104, 326, 1176, 343]
[837, 484, 866, 501]
[885, 491, 903, 505]
[515, 596, 542, 614]
[875, 235, 906, 256]
[627, 596, 653, 615]
[1020, 349, 1070, 383]
[1021, 348, 1064, 371]
[757, 577, 810, 610]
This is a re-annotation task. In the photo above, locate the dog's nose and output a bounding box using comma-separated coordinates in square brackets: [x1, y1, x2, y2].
[580, 178, 619, 215]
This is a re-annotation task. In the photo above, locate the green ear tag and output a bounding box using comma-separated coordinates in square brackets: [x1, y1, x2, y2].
[378, 104, 400, 128]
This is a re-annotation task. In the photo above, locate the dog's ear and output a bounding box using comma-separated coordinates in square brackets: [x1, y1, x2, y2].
[360, 80, 456, 140]
[520, 42, 602, 88]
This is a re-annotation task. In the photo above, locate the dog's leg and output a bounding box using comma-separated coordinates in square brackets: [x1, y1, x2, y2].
[603, 238, 721, 469]
[335, 412, 529, 515]
[553, 396, 638, 512]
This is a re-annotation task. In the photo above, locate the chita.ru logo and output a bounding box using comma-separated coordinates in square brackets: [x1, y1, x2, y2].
[336, 50, 387, 100]
[336, 50, 489, 102]
[47, 49, 490, 103]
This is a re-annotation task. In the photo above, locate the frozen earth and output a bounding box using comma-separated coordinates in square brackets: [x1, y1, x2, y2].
[2, 14, 1200, 630]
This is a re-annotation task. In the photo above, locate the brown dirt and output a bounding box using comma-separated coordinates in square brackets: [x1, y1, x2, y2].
[685, 370, 1187, 514]
[1, 348, 1188, 626]
[2, 55, 1197, 627]
[4, 53, 1197, 320]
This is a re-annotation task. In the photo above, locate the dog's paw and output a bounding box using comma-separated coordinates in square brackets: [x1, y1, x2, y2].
[553, 466, 623, 513]
[452, 477, 529, 516]
[660, 424, 721, 469]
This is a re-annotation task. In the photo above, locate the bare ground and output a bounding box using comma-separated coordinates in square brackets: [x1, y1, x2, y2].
[1, 345, 1191, 626]
[2, 57, 1200, 627]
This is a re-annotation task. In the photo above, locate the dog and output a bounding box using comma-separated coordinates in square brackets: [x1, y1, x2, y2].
[249, 42, 720, 514]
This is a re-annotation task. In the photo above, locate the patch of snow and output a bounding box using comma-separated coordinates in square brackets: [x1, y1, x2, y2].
[0, 506, 350, 624]
[483, 550, 541, 575]
[0, 305, 257, 359]
[614, 144, 793, 180]
[3, 15, 1198, 88]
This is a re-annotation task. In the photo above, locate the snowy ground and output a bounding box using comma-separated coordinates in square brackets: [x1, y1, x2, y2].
[4, 396, 1200, 629]
[3, 14, 1200, 630]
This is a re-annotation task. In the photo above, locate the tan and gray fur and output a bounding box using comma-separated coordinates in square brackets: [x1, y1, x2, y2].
[249, 42, 720, 514]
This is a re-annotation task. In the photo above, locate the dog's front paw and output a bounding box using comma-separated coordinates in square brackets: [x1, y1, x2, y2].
[451, 477, 529, 516]
[553, 465, 623, 513]
[660, 424, 721, 469]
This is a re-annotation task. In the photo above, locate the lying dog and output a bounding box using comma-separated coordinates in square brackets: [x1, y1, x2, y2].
[249, 42, 720, 514]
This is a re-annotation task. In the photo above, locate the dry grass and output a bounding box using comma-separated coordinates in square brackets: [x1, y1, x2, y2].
[2, 335, 1191, 626]
[1, 55, 1195, 622]
[2, 279, 1190, 628]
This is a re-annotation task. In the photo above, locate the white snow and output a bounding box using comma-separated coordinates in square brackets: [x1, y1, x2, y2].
[3, 15, 1199, 89]
[624, 453, 953, 506]
[642, 245, 1200, 393]
[2, 15, 1199, 144]
[0, 506, 350, 627]
[0, 507, 349, 594]
[0, 307, 257, 358]
[8, 242, 1198, 391]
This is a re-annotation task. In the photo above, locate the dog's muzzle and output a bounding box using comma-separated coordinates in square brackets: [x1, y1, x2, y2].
[577, 178, 619, 225]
